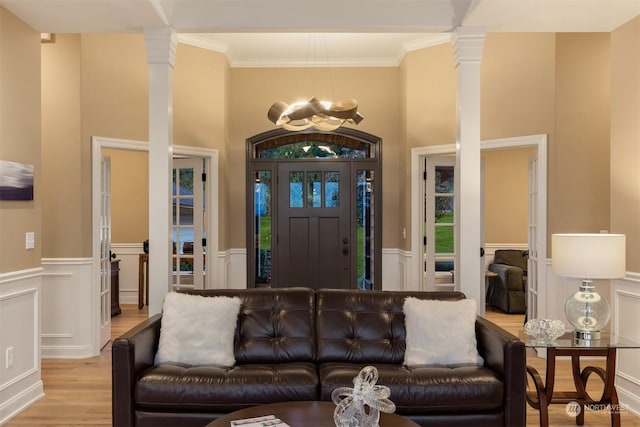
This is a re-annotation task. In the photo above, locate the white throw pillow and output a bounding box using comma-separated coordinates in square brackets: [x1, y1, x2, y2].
[403, 297, 483, 366]
[155, 292, 242, 367]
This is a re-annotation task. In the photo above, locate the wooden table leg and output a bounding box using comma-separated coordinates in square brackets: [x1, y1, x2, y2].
[526, 364, 551, 427]
[577, 348, 621, 427]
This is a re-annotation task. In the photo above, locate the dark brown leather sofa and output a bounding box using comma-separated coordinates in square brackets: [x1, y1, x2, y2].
[112, 288, 525, 427]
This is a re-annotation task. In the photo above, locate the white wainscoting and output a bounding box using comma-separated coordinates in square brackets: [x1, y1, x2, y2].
[0, 268, 44, 425]
[382, 249, 410, 291]
[611, 273, 640, 417]
[41, 258, 97, 359]
[219, 249, 248, 289]
[111, 244, 410, 293]
[111, 244, 249, 293]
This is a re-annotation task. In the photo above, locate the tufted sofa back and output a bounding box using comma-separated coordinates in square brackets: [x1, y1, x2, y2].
[182, 288, 316, 363]
[181, 288, 466, 365]
[315, 289, 465, 364]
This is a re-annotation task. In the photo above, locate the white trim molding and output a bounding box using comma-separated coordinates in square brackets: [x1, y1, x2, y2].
[611, 275, 640, 417]
[41, 258, 96, 359]
[381, 249, 411, 291]
[0, 268, 44, 424]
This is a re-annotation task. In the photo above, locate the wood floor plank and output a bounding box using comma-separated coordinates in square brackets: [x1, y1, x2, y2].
[4, 304, 640, 426]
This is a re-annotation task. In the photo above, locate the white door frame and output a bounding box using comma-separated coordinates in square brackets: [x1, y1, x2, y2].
[410, 134, 547, 315]
[91, 137, 219, 349]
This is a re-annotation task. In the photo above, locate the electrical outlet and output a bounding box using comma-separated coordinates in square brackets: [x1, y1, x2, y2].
[25, 232, 35, 250]
[6, 347, 13, 368]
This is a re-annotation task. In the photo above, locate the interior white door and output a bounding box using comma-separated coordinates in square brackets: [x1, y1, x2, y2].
[172, 158, 206, 289]
[527, 150, 539, 321]
[424, 155, 456, 290]
[99, 155, 111, 349]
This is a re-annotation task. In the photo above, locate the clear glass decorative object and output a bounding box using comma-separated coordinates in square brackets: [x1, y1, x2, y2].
[564, 282, 611, 340]
[524, 318, 566, 342]
[332, 365, 396, 427]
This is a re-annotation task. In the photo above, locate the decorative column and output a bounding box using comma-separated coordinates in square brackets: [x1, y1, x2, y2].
[144, 27, 177, 316]
[451, 27, 485, 313]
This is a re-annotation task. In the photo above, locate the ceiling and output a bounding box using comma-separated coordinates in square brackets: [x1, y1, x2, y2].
[1, 0, 639, 67]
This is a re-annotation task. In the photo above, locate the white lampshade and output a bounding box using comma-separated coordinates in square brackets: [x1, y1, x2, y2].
[552, 233, 626, 279]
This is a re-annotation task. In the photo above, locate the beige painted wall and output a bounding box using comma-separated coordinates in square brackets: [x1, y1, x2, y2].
[550, 33, 611, 243]
[404, 42, 457, 149]
[483, 148, 534, 244]
[0, 9, 41, 273]
[103, 149, 149, 244]
[611, 16, 640, 272]
[41, 34, 83, 258]
[481, 33, 557, 141]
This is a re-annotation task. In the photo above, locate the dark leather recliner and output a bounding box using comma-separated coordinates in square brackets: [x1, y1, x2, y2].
[488, 249, 528, 314]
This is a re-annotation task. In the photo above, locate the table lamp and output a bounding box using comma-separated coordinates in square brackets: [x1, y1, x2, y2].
[551, 233, 626, 340]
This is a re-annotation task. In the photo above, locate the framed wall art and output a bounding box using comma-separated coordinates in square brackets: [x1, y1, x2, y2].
[0, 160, 34, 201]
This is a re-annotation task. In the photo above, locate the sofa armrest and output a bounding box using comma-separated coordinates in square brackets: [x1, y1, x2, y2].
[489, 263, 525, 291]
[475, 316, 526, 427]
[112, 313, 162, 427]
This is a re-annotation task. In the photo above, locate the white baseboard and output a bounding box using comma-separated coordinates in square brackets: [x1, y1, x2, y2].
[0, 379, 44, 425]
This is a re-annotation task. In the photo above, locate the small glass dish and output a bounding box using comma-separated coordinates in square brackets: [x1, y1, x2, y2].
[524, 319, 566, 343]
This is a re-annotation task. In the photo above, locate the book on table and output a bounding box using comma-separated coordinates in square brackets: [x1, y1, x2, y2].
[230, 414, 290, 427]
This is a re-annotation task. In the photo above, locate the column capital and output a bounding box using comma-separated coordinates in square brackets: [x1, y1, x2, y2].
[144, 27, 178, 67]
[452, 26, 486, 67]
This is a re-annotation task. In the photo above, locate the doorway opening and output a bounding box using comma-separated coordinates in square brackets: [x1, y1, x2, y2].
[411, 134, 547, 321]
[92, 137, 219, 353]
[246, 128, 382, 290]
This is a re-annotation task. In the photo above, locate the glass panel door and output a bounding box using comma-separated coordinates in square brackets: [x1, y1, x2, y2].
[99, 155, 111, 349]
[424, 155, 456, 290]
[172, 158, 206, 289]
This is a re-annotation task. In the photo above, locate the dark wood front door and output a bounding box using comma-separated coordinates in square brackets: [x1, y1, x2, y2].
[276, 161, 351, 289]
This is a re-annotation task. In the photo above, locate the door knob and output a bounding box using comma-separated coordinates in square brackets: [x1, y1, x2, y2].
[343, 246, 349, 255]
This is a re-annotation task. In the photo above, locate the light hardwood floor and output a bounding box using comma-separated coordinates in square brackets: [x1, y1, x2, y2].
[5, 305, 640, 426]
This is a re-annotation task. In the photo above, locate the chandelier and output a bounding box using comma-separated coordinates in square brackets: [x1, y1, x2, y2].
[268, 97, 364, 131]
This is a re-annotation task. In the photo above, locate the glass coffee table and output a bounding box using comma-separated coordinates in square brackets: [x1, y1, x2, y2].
[206, 401, 419, 427]
[521, 330, 640, 427]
